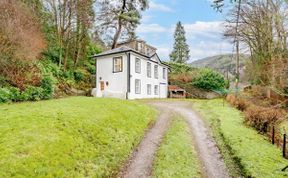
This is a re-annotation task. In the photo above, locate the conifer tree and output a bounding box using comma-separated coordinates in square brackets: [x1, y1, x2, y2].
[170, 21, 190, 63]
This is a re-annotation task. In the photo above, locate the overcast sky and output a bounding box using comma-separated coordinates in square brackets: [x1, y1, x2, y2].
[136, 0, 233, 62]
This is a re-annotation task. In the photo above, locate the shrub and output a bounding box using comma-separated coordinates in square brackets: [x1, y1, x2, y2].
[40, 75, 54, 99]
[8, 87, 22, 102]
[235, 98, 250, 111]
[244, 106, 284, 133]
[86, 63, 96, 74]
[23, 86, 44, 101]
[226, 95, 250, 111]
[166, 62, 197, 74]
[74, 69, 85, 82]
[60, 70, 74, 80]
[0, 88, 11, 103]
[192, 68, 228, 91]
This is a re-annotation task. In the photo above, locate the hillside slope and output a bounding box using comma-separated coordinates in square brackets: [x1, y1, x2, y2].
[191, 54, 249, 79]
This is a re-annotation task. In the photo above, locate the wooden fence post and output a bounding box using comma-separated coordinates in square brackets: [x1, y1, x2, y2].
[272, 126, 275, 145]
[283, 134, 286, 158]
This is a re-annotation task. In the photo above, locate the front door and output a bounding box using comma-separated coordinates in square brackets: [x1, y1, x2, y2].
[100, 81, 105, 91]
[159, 83, 167, 98]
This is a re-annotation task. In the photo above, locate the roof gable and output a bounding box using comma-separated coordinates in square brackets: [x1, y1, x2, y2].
[150, 53, 161, 64]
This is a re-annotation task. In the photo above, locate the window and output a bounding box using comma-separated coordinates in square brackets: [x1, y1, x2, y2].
[154, 65, 158, 79]
[135, 79, 141, 94]
[137, 42, 142, 51]
[147, 84, 151, 95]
[113, 57, 123, 73]
[154, 85, 159, 95]
[163, 68, 166, 79]
[135, 58, 141, 73]
[147, 62, 151, 78]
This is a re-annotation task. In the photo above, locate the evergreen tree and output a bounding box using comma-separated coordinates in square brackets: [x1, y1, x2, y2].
[170, 21, 190, 63]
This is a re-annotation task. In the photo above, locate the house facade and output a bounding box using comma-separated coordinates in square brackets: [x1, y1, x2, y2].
[93, 40, 169, 99]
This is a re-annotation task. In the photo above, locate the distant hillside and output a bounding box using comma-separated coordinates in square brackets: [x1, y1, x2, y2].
[191, 54, 249, 79]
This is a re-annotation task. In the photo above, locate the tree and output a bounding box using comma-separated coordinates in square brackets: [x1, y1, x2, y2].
[224, 0, 288, 95]
[44, 0, 95, 69]
[170, 21, 190, 63]
[97, 0, 148, 49]
[212, 0, 238, 12]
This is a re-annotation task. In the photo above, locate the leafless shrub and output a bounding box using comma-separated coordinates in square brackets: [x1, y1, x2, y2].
[0, 0, 45, 88]
[244, 106, 284, 133]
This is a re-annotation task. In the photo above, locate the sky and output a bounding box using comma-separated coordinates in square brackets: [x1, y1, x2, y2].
[135, 0, 233, 62]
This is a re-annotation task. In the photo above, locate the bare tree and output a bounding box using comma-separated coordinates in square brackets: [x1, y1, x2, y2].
[225, 0, 288, 93]
[44, 0, 95, 69]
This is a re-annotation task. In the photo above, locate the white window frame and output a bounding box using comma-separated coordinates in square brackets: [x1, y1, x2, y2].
[147, 84, 151, 95]
[137, 42, 142, 51]
[154, 65, 158, 79]
[147, 62, 151, 78]
[135, 58, 141, 74]
[154, 85, 159, 95]
[135, 79, 141, 94]
[163, 68, 166, 79]
[113, 56, 123, 73]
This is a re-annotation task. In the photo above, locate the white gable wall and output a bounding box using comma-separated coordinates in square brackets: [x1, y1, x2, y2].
[96, 54, 128, 99]
[128, 53, 168, 99]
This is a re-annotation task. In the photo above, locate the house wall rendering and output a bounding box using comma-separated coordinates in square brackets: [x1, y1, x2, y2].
[128, 53, 168, 99]
[93, 40, 168, 100]
[96, 54, 128, 99]
[95, 52, 168, 99]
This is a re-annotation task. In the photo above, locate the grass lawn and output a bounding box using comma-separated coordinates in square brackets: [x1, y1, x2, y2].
[0, 97, 156, 177]
[152, 116, 202, 178]
[192, 99, 288, 178]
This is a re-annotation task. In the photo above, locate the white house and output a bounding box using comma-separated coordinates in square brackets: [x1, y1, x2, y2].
[92, 40, 169, 99]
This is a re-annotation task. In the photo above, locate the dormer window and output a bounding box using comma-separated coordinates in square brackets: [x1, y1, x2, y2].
[147, 48, 150, 55]
[137, 42, 142, 51]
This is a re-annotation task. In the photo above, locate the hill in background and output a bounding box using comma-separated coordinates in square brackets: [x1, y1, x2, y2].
[190, 54, 249, 80]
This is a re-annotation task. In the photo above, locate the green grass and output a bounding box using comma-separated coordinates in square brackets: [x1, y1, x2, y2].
[152, 116, 202, 178]
[0, 97, 156, 177]
[192, 99, 288, 178]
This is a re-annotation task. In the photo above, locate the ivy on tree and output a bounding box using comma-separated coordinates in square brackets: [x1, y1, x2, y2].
[170, 21, 190, 63]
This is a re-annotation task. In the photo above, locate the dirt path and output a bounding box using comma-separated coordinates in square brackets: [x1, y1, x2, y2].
[154, 101, 230, 178]
[118, 101, 230, 178]
[118, 106, 173, 178]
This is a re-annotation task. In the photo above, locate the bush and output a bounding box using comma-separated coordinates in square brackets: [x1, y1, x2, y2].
[86, 63, 96, 74]
[74, 69, 85, 82]
[23, 86, 44, 101]
[60, 70, 74, 80]
[40, 75, 54, 99]
[166, 62, 197, 74]
[244, 106, 284, 133]
[226, 95, 250, 111]
[0, 88, 11, 103]
[8, 87, 22, 102]
[192, 68, 228, 91]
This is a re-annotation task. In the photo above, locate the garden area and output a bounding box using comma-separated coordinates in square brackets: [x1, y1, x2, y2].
[0, 97, 156, 177]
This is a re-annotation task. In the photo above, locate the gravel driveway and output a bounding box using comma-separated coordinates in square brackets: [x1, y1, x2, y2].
[118, 100, 230, 178]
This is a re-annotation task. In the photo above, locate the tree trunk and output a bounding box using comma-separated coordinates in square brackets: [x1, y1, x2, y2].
[111, 0, 126, 49]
